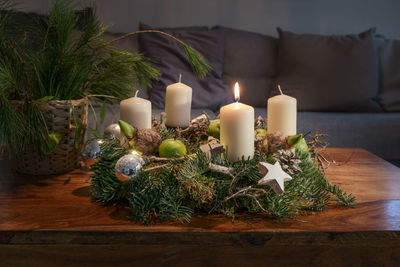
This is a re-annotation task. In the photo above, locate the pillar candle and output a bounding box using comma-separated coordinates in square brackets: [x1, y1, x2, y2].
[220, 82, 254, 161]
[120, 90, 152, 129]
[165, 75, 192, 128]
[267, 86, 297, 136]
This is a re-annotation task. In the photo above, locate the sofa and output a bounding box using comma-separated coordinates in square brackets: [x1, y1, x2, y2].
[91, 25, 400, 162]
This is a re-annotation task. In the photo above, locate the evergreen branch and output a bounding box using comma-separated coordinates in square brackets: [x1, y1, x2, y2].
[109, 29, 212, 78]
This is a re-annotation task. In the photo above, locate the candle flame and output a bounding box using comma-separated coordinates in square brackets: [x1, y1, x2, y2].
[234, 82, 240, 102]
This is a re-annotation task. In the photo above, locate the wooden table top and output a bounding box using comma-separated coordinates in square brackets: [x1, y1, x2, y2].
[1, 148, 400, 246]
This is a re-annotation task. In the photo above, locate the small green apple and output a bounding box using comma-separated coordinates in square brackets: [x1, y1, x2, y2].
[159, 139, 187, 158]
[296, 138, 308, 153]
[255, 128, 267, 139]
[208, 119, 221, 139]
[287, 134, 303, 146]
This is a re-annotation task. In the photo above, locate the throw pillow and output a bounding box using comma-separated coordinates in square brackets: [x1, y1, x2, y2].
[379, 39, 400, 111]
[221, 27, 278, 107]
[275, 28, 382, 112]
[138, 23, 232, 111]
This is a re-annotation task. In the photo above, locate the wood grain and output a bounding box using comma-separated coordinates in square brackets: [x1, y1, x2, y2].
[0, 148, 400, 265]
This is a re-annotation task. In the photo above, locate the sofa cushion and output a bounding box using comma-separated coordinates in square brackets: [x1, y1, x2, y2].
[379, 39, 400, 111]
[275, 28, 382, 112]
[138, 23, 232, 112]
[255, 108, 400, 160]
[222, 27, 278, 107]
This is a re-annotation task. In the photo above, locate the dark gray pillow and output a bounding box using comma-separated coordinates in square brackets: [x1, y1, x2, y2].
[222, 27, 277, 107]
[139, 23, 232, 111]
[275, 28, 382, 112]
[379, 39, 400, 111]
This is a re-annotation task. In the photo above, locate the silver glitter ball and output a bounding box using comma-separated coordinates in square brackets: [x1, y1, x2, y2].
[82, 139, 104, 168]
[104, 123, 121, 139]
[115, 153, 145, 181]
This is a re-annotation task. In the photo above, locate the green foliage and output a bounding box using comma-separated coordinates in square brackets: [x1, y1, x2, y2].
[90, 138, 355, 224]
[0, 0, 211, 156]
[91, 138, 126, 203]
[183, 44, 212, 79]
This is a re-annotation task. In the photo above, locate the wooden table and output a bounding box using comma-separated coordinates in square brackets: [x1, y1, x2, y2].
[1, 148, 400, 266]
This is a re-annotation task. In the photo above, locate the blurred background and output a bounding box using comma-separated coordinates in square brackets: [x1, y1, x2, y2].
[17, 0, 400, 38]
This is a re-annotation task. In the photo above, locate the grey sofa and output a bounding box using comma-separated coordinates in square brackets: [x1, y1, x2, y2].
[91, 27, 400, 161]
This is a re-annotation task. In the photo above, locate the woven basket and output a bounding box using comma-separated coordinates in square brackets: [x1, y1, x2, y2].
[16, 99, 88, 175]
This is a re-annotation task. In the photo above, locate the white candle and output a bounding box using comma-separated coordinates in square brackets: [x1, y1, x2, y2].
[165, 75, 192, 128]
[120, 90, 152, 129]
[220, 82, 254, 161]
[267, 85, 297, 136]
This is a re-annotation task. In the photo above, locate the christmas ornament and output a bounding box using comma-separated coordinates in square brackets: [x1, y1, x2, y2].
[134, 128, 162, 154]
[159, 139, 187, 158]
[208, 119, 220, 139]
[82, 139, 104, 168]
[104, 123, 121, 139]
[257, 161, 292, 195]
[115, 152, 145, 181]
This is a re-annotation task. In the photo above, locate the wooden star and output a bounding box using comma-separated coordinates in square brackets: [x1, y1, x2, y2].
[257, 161, 292, 195]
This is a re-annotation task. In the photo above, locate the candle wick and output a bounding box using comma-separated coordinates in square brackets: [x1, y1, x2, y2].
[179, 74, 182, 83]
[134, 90, 139, 97]
[278, 85, 284, 95]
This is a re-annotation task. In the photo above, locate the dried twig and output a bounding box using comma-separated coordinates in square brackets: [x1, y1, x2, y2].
[224, 186, 269, 211]
[228, 165, 254, 195]
[143, 163, 169, 172]
[208, 163, 234, 177]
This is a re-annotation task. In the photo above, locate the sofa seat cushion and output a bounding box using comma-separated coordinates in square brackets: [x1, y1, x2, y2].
[222, 27, 278, 107]
[138, 23, 232, 112]
[255, 108, 400, 159]
[275, 28, 382, 112]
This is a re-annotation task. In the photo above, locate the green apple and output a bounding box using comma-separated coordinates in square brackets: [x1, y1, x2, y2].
[208, 119, 221, 139]
[296, 138, 308, 153]
[287, 134, 303, 146]
[255, 128, 267, 139]
[159, 139, 187, 158]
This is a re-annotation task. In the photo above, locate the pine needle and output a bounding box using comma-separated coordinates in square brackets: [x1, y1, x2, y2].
[183, 43, 212, 79]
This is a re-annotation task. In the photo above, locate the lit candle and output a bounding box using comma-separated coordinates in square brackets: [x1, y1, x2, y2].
[220, 82, 254, 161]
[267, 85, 297, 136]
[165, 74, 192, 128]
[120, 90, 152, 129]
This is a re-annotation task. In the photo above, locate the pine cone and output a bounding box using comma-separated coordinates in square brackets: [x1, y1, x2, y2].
[262, 132, 290, 154]
[275, 149, 302, 175]
[255, 116, 266, 129]
[134, 129, 162, 155]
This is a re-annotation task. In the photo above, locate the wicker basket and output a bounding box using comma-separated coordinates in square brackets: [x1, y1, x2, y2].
[16, 99, 88, 175]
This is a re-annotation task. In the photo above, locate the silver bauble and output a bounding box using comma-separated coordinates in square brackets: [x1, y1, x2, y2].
[82, 139, 104, 168]
[104, 123, 121, 139]
[115, 153, 145, 181]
